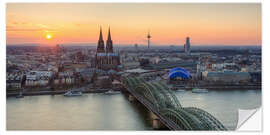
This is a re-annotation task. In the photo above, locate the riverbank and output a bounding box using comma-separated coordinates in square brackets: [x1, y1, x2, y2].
[171, 84, 261, 90]
[7, 88, 109, 98]
[185, 85, 261, 90]
[7, 83, 261, 97]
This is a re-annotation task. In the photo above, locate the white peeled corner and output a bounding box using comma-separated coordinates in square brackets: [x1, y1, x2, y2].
[237, 107, 262, 131]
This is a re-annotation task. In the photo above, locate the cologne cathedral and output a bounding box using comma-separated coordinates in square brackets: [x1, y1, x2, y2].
[95, 28, 120, 70]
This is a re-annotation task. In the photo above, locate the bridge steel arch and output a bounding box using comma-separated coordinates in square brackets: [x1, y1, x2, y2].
[134, 83, 161, 109]
[160, 107, 227, 130]
[160, 108, 194, 130]
[183, 107, 227, 130]
[121, 76, 227, 131]
[151, 82, 181, 108]
[157, 82, 182, 108]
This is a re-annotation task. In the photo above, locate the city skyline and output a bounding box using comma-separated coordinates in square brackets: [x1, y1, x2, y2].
[6, 3, 261, 46]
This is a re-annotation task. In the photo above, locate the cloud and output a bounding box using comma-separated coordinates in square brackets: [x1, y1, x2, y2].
[6, 24, 57, 32]
[36, 24, 50, 29]
[6, 28, 44, 32]
[11, 22, 28, 25]
[6, 26, 14, 29]
[6, 28, 57, 32]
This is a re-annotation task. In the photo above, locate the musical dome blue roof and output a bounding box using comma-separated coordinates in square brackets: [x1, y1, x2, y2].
[169, 67, 190, 79]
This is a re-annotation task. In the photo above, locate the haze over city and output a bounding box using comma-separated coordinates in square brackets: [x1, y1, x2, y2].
[6, 3, 261, 46]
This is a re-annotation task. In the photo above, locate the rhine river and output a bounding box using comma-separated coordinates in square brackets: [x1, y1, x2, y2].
[7, 90, 261, 130]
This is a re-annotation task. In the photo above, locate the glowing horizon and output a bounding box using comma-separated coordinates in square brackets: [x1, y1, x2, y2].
[6, 3, 261, 46]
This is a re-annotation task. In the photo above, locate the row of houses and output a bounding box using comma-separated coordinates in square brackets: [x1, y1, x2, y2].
[202, 71, 261, 83]
[6, 71, 25, 89]
[55, 71, 74, 84]
[7, 69, 97, 90]
[25, 71, 53, 87]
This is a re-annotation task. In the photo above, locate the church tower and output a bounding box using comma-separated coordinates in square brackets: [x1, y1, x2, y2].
[95, 26, 120, 70]
[96, 27, 106, 69]
[106, 27, 113, 53]
[97, 27, 105, 53]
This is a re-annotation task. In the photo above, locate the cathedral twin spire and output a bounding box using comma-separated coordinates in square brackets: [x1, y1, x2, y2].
[97, 27, 113, 53]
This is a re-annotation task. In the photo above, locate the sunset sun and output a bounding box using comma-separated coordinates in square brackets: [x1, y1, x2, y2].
[46, 34, 52, 40]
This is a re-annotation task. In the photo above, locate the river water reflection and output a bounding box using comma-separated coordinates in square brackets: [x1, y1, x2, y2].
[7, 90, 261, 130]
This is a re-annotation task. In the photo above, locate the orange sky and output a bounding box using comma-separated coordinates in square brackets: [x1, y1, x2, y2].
[6, 3, 261, 46]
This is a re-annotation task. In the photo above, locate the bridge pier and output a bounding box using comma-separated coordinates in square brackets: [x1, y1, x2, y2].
[128, 94, 136, 102]
[150, 112, 167, 130]
[153, 118, 161, 129]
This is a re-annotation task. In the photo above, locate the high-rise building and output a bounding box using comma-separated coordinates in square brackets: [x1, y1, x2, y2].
[95, 27, 120, 70]
[134, 43, 138, 51]
[184, 37, 191, 55]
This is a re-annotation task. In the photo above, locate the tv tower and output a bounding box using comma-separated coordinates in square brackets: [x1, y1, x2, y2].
[147, 31, 151, 49]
